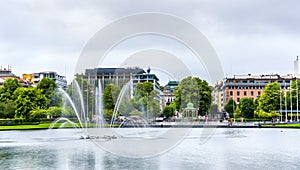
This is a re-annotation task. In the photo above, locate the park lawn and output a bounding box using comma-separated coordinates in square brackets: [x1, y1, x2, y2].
[262, 123, 300, 128]
[0, 123, 77, 130]
[0, 123, 119, 130]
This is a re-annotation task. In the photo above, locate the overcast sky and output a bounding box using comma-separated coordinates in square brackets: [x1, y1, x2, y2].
[1, 0, 300, 85]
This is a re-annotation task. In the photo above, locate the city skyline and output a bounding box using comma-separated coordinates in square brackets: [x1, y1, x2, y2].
[1, 1, 300, 85]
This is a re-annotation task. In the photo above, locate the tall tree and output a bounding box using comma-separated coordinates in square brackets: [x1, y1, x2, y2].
[224, 98, 237, 118]
[36, 78, 61, 107]
[0, 101, 15, 119]
[0, 78, 21, 102]
[174, 76, 212, 116]
[239, 97, 255, 118]
[103, 84, 121, 110]
[14, 88, 49, 120]
[131, 82, 161, 117]
[255, 82, 281, 118]
[257, 82, 281, 112]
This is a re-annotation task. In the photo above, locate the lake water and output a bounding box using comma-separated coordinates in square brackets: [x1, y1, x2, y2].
[1, 128, 300, 170]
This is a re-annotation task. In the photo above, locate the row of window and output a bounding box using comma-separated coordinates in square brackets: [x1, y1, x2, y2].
[228, 86, 264, 90]
[229, 91, 261, 96]
[228, 80, 290, 83]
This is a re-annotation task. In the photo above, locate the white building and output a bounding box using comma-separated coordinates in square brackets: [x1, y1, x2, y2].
[33, 71, 67, 89]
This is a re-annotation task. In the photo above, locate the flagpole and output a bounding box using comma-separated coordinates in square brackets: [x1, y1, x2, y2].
[290, 80, 293, 122]
[285, 83, 288, 122]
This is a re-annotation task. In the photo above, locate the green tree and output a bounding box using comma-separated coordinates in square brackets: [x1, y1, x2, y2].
[224, 98, 237, 118]
[239, 97, 255, 118]
[162, 105, 175, 117]
[0, 78, 21, 102]
[104, 109, 114, 119]
[129, 109, 143, 116]
[234, 106, 241, 118]
[131, 82, 161, 117]
[0, 101, 15, 119]
[36, 78, 62, 107]
[14, 88, 49, 120]
[174, 77, 212, 116]
[30, 108, 47, 120]
[46, 106, 63, 118]
[287, 79, 300, 111]
[255, 82, 281, 119]
[257, 82, 280, 112]
[103, 84, 121, 110]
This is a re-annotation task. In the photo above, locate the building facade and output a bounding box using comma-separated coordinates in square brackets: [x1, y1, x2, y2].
[80, 67, 145, 90]
[161, 80, 179, 107]
[214, 74, 297, 111]
[23, 71, 67, 89]
[212, 81, 224, 112]
[0, 66, 30, 88]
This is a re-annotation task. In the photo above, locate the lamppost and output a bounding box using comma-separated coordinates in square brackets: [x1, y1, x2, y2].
[274, 91, 282, 122]
[285, 86, 288, 122]
[297, 78, 299, 122]
[290, 87, 293, 122]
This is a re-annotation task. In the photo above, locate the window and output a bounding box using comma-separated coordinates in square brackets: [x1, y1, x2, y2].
[237, 98, 240, 102]
[230, 91, 233, 96]
[258, 91, 261, 96]
[244, 91, 247, 96]
[237, 91, 240, 96]
[251, 91, 254, 96]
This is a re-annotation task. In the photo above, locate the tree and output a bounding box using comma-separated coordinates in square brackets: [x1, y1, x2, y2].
[239, 97, 255, 118]
[14, 88, 49, 120]
[234, 106, 241, 118]
[131, 82, 161, 117]
[46, 106, 63, 118]
[287, 79, 300, 110]
[104, 109, 114, 119]
[162, 105, 175, 117]
[36, 78, 61, 107]
[129, 109, 143, 116]
[0, 78, 21, 102]
[103, 84, 121, 110]
[224, 98, 237, 118]
[0, 101, 15, 119]
[174, 77, 212, 116]
[255, 82, 281, 119]
[257, 82, 280, 111]
[30, 109, 47, 120]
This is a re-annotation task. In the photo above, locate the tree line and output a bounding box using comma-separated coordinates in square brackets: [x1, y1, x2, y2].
[0, 78, 66, 121]
[0, 76, 214, 122]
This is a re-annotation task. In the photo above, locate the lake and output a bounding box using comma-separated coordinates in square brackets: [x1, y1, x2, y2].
[1, 128, 300, 170]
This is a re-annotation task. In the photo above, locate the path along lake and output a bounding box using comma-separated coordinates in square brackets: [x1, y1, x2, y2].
[1, 128, 300, 170]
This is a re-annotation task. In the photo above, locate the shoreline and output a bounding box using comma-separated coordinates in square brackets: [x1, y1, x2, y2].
[2, 123, 300, 131]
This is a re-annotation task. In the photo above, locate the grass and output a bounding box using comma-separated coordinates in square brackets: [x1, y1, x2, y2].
[0, 122, 118, 131]
[261, 123, 300, 128]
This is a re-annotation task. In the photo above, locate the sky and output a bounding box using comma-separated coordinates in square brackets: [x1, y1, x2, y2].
[1, 0, 300, 85]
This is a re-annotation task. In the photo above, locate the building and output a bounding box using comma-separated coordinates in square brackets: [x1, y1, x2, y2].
[161, 80, 179, 107]
[132, 72, 161, 93]
[24, 71, 67, 89]
[212, 81, 224, 112]
[132, 69, 162, 107]
[78, 67, 162, 109]
[214, 74, 297, 111]
[0, 66, 30, 88]
[80, 67, 145, 90]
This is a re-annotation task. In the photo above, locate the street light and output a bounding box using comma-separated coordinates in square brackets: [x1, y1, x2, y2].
[273, 91, 282, 123]
[284, 85, 288, 122]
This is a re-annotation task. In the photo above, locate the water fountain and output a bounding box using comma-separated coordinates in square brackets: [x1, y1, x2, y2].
[50, 78, 193, 158]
